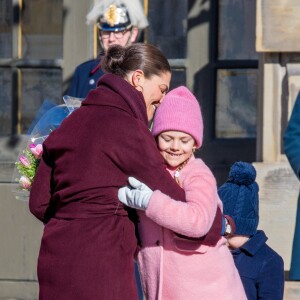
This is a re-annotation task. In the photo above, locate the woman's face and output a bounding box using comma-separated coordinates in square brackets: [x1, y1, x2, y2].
[141, 72, 171, 121]
[157, 131, 195, 169]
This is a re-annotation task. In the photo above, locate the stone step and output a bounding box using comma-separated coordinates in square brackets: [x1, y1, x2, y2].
[284, 281, 300, 300]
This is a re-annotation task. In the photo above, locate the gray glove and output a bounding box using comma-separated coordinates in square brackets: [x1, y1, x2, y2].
[118, 177, 153, 210]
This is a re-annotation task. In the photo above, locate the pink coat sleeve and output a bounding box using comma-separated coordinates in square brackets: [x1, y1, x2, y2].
[145, 159, 219, 238]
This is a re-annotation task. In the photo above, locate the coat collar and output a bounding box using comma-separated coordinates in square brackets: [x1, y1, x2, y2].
[234, 230, 268, 256]
[83, 73, 148, 125]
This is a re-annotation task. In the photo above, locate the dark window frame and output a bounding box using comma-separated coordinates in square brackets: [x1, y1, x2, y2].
[211, 0, 259, 141]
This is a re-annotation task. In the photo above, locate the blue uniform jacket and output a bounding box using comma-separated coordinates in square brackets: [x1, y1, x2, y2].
[231, 230, 284, 300]
[68, 58, 105, 98]
[284, 93, 300, 280]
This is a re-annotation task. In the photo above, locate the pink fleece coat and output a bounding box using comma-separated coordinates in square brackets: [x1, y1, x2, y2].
[136, 156, 247, 300]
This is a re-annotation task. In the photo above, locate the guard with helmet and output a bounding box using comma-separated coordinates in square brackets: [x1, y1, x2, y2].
[67, 0, 148, 98]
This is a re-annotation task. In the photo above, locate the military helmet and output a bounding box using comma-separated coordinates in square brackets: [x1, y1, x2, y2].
[98, 4, 132, 31]
[86, 0, 148, 31]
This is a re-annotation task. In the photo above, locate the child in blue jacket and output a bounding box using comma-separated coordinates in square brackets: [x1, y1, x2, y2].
[218, 161, 285, 300]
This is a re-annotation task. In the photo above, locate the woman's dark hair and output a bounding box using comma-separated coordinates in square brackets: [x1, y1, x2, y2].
[101, 43, 171, 78]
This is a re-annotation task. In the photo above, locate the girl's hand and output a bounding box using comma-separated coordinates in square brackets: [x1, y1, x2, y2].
[118, 177, 153, 210]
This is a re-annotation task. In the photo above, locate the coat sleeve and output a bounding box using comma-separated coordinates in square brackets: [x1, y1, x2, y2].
[256, 253, 284, 300]
[29, 111, 186, 223]
[111, 117, 186, 202]
[145, 163, 218, 237]
[29, 145, 55, 223]
[284, 94, 300, 179]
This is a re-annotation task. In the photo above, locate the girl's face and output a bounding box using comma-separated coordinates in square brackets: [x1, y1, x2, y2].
[157, 131, 195, 169]
[141, 72, 171, 121]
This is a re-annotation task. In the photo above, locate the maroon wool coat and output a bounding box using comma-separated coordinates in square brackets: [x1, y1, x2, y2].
[29, 74, 185, 300]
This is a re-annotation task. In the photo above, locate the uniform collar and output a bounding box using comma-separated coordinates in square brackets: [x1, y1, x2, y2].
[89, 58, 102, 76]
[90, 64, 100, 76]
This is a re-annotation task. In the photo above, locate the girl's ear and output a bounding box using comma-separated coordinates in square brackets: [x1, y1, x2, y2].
[131, 69, 144, 87]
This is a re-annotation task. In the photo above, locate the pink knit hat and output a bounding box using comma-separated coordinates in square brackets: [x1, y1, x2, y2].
[152, 86, 203, 148]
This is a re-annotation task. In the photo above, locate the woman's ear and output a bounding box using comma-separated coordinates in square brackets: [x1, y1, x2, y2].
[131, 69, 144, 88]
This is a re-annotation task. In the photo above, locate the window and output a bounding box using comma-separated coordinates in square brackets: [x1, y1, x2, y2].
[214, 0, 258, 139]
[0, 0, 63, 137]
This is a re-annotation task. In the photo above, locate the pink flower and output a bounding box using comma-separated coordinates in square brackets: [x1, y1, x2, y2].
[19, 155, 30, 167]
[19, 176, 31, 190]
[30, 143, 43, 159]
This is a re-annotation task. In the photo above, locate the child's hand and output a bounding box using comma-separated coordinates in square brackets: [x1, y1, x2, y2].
[223, 215, 236, 237]
[118, 177, 153, 210]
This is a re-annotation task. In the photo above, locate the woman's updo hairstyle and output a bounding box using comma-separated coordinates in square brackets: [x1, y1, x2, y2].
[101, 43, 171, 79]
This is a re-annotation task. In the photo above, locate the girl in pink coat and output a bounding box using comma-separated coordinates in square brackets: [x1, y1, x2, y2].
[118, 86, 247, 300]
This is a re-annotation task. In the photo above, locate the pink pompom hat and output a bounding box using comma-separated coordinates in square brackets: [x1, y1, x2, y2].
[152, 86, 203, 148]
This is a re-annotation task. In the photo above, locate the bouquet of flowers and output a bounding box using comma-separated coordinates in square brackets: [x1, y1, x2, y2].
[13, 134, 50, 201]
[15, 143, 43, 191]
[13, 95, 83, 201]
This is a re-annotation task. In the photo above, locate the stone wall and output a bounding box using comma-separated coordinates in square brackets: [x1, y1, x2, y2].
[254, 162, 299, 270]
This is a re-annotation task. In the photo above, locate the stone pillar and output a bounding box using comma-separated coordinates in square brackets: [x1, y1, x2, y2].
[256, 0, 300, 272]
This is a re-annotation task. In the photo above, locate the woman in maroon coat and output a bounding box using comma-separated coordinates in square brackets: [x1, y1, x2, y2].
[29, 43, 186, 300]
